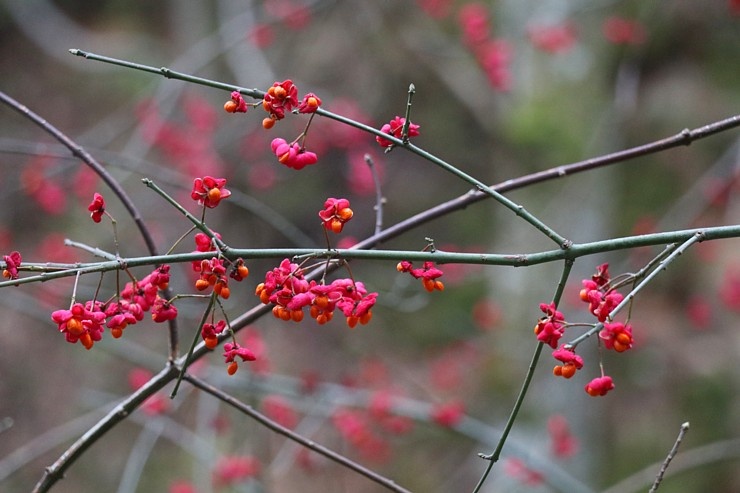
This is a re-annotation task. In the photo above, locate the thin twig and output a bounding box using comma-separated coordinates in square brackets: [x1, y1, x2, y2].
[170, 292, 216, 398]
[401, 83, 416, 143]
[568, 232, 705, 348]
[69, 50, 570, 248]
[649, 422, 690, 493]
[364, 153, 384, 235]
[603, 436, 740, 493]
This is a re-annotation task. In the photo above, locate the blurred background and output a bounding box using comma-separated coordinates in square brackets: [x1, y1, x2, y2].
[1, 1, 740, 492]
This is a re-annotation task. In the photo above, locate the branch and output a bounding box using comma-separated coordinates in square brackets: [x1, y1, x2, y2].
[31, 365, 180, 493]
[350, 114, 740, 253]
[5, 225, 740, 290]
[648, 421, 689, 493]
[0, 89, 182, 361]
[568, 232, 705, 348]
[69, 49, 569, 247]
[649, 422, 690, 493]
[473, 259, 575, 492]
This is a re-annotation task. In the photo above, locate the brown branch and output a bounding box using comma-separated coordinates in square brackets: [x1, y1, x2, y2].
[0, 90, 181, 361]
[350, 114, 740, 254]
[31, 365, 180, 493]
[499, 115, 740, 192]
[649, 422, 690, 493]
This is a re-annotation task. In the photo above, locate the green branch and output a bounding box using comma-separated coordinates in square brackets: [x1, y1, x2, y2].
[69, 50, 568, 247]
[5, 225, 739, 289]
[472, 259, 574, 493]
[568, 232, 705, 348]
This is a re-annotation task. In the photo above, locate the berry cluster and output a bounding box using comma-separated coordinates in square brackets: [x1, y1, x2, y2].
[224, 79, 323, 170]
[253, 197, 386, 329]
[188, 177, 250, 302]
[224, 79, 425, 173]
[46, 185, 260, 378]
[51, 264, 173, 350]
[270, 137, 318, 170]
[319, 197, 354, 233]
[396, 260, 445, 292]
[535, 263, 635, 397]
[255, 258, 378, 328]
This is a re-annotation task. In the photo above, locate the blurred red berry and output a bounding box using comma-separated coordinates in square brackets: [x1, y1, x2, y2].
[430, 401, 465, 427]
[603, 16, 647, 45]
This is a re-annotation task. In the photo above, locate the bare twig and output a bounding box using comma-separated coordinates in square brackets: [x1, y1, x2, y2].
[649, 422, 690, 493]
[603, 436, 740, 493]
[364, 153, 384, 235]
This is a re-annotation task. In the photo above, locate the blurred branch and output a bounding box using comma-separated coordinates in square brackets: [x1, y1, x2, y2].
[1, 0, 142, 72]
[183, 373, 413, 493]
[506, 115, 740, 191]
[0, 404, 111, 484]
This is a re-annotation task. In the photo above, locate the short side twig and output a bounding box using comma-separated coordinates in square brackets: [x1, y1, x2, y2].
[649, 422, 690, 493]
